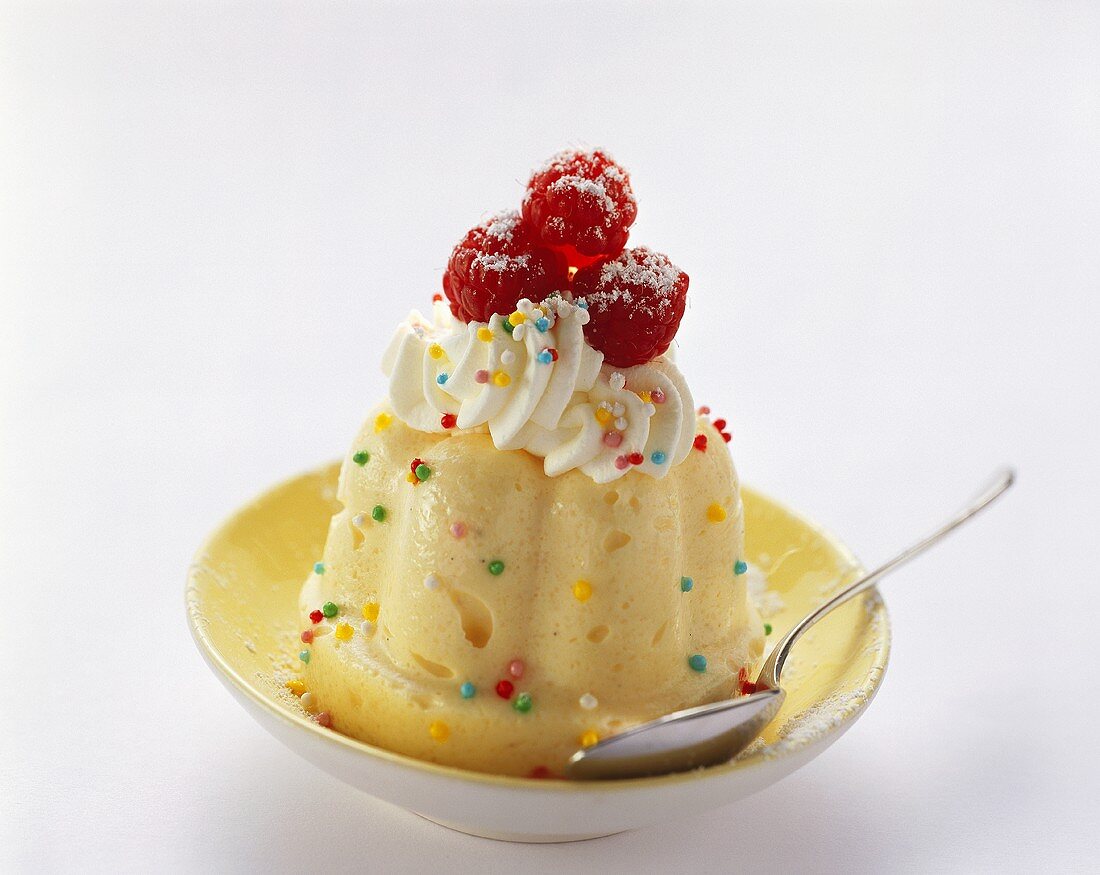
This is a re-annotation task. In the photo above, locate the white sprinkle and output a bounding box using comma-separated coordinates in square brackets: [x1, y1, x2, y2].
[301, 692, 317, 712]
[556, 299, 573, 317]
[424, 574, 441, 591]
[513, 323, 528, 341]
[579, 693, 599, 710]
[609, 372, 626, 391]
[360, 620, 375, 635]
[611, 402, 625, 417]
[598, 400, 613, 411]
[352, 513, 367, 527]
[501, 350, 516, 365]
[614, 417, 628, 431]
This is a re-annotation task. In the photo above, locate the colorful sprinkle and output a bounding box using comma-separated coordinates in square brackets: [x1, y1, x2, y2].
[707, 503, 727, 523]
[429, 720, 450, 742]
[537, 349, 553, 364]
[508, 659, 525, 679]
[460, 682, 476, 699]
[313, 561, 325, 575]
[432, 293, 443, 303]
[493, 370, 511, 387]
[424, 574, 441, 591]
[627, 452, 644, 466]
[285, 679, 307, 696]
[509, 310, 527, 325]
[496, 679, 515, 699]
[352, 450, 370, 466]
[698, 405, 711, 415]
[436, 372, 449, 385]
[579, 693, 599, 710]
[315, 711, 332, 728]
[441, 412, 457, 429]
[300, 629, 313, 644]
[488, 560, 505, 576]
[651, 451, 667, 465]
[693, 434, 708, 452]
[535, 317, 551, 332]
[614, 455, 630, 470]
[449, 521, 467, 539]
[502, 318, 515, 334]
[513, 692, 533, 713]
[300, 691, 317, 711]
[428, 343, 445, 360]
[609, 372, 626, 391]
[572, 579, 593, 602]
[688, 654, 708, 672]
[764, 623, 773, 635]
[595, 407, 613, 426]
[371, 505, 386, 522]
[299, 650, 311, 664]
[477, 327, 494, 343]
[362, 602, 380, 622]
[603, 431, 623, 448]
[334, 622, 354, 641]
[415, 463, 432, 481]
[652, 388, 666, 404]
[529, 766, 553, 779]
[580, 730, 600, 748]
[309, 610, 323, 624]
[734, 560, 748, 575]
[475, 369, 490, 384]
[680, 576, 694, 592]
[321, 601, 338, 618]
[374, 412, 393, 433]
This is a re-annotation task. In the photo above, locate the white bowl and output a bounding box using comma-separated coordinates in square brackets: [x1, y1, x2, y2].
[187, 463, 889, 842]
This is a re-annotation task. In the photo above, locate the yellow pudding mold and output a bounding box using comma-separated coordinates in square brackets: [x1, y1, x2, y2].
[186, 462, 889, 842]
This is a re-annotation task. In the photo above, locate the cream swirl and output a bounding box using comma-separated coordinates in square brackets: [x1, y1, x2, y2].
[381, 297, 695, 483]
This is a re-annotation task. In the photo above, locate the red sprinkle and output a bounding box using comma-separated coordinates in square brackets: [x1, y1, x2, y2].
[432, 293, 443, 303]
[722, 432, 732, 443]
[410, 457, 424, 474]
[627, 452, 644, 466]
[546, 347, 559, 361]
[508, 659, 525, 679]
[614, 455, 630, 470]
[300, 629, 313, 644]
[741, 681, 760, 695]
[693, 434, 708, 452]
[698, 406, 711, 415]
[309, 610, 323, 624]
[496, 679, 515, 699]
[528, 766, 553, 779]
[602, 431, 623, 448]
[713, 418, 727, 431]
[441, 413, 457, 430]
[315, 711, 333, 728]
[652, 388, 666, 404]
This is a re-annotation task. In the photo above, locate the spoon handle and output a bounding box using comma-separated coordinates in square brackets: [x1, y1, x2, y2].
[756, 467, 1015, 689]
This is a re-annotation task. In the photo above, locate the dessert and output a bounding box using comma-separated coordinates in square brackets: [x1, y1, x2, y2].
[295, 149, 764, 777]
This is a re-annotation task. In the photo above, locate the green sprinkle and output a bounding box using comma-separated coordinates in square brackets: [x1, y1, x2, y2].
[321, 601, 338, 618]
[352, 451, 370, 466]
[371, 505, 386, 522]
[513, 692, 533, 713]
[688, 654, 707, 672]
[415, 463, 431, 482]
[298, 650, 311, 664]
[502, 318, 515, 334]
[488, 560, 505, 576]
[734, 560, 748, 575]
[764, 623, 773, 635]
[680, 576, 694, 592]
[313, 561, 325, 575]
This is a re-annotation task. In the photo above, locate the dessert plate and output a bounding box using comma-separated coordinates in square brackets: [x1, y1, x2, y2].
[186, 463, 890, 843]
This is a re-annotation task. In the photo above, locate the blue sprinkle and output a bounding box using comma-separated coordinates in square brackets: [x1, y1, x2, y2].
[535, 317, 551, 332]
[680, 576, 693, 592]
[299, 650, 311, 664]
[460, 681, 476, 699]
[436, 372, 449, 385]
[537, 350, 553, 364]
[313, 561, 325, 575]
[734, 560, 748, 575]
[688, 654, 707, 672]
[651, 451, 667, 465]
[576, 299, 589, 309]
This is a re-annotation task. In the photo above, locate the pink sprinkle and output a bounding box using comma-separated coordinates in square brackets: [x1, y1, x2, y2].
[300, 629, 313, 644]
[602, 430, 623, 448]
[698, 405, 710, 415]
[450, 521, 467, 539]
[475, 369, 490, 384]
[508, 659, 525, 679]
[614, 455, 630, 470]
[315, 711, 333, 728]
[652, 388, 666, 404]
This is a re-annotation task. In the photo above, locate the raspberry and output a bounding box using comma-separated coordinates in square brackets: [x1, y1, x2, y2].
[442, 210, 568, 323]
[572, 247, 689, 367]
[522, 149, 637, 268]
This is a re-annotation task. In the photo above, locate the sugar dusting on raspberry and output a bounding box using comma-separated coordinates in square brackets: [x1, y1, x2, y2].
[586, 248, 685, 319]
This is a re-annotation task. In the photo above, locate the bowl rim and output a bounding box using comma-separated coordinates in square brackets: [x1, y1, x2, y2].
[186, 462, 890, 794]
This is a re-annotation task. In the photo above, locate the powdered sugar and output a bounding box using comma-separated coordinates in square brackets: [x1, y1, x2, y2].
[482, 209, 521, 244]
[586, 248, 685, 318]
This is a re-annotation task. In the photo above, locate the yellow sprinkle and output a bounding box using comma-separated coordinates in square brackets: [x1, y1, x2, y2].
[406, 471, 418, 483]
[707, 503, 727, 523]
[362, 602, 380, 622]
[580, 730, 600, 748]
[594, 408, 612, 425]
[374, 412, 393, 433]
[285, 679, 307, 697]
[493, 371, 511, 387]
[509, 310, 526, 325]
[429, 720, 450, 742]
[639, 391, 652, 403]
[334, 622, 354, 641]
[572, 579, 593, 602]
[477, 327, 494, 342]
[428, 343, 445, 360]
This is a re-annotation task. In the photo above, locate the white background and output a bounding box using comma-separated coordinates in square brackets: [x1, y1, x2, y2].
[3, 1, 1098, 871]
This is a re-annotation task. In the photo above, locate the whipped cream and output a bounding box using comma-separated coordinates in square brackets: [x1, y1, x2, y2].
[381, 297, 696, 483]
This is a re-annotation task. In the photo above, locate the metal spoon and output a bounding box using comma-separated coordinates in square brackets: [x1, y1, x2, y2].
[566, 468, 1015, 781]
